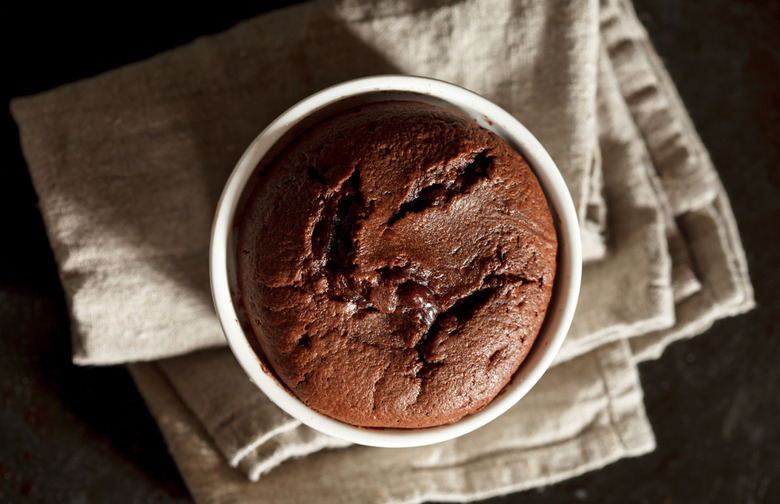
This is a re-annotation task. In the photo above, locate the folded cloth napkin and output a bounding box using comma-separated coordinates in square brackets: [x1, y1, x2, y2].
[11, 0, 754, 502]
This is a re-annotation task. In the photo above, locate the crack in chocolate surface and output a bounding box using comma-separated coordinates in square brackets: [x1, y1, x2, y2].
[310, 168, 373, 306]
[413, 273, 531, 368]
[411, 285, 493, 375]
[387, 149, 494, 226]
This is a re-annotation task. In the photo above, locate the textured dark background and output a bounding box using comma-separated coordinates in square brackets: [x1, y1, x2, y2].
[1, 2, 778, 503]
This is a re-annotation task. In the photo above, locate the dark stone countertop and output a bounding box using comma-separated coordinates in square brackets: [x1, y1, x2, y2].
[1, 2, 778, 503]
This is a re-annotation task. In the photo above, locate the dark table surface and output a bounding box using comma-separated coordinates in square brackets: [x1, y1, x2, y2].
[2, 2, 778, 503]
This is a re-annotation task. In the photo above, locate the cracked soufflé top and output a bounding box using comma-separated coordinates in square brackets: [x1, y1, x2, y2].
[236, 100, 557, 429]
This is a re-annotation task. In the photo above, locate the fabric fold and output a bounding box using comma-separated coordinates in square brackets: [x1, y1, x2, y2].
[599, 0, 720, 216]
[131, 339, 655, 502]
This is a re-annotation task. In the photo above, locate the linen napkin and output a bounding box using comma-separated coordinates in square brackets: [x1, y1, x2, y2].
[12, 0, 613, 366]
[10, 0, 754, 502]
[131, 339, 654, 502]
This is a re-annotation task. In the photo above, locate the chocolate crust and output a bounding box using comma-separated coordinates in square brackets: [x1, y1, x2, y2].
[236, 100, 557, 428]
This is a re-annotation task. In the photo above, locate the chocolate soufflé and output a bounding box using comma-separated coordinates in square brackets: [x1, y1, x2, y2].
[236, 100, 557, 429]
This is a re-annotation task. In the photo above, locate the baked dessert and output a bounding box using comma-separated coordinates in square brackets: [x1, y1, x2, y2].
[236, 100, 557, 428]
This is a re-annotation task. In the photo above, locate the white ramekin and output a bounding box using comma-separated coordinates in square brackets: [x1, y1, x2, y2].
[210, 75, 582, 448]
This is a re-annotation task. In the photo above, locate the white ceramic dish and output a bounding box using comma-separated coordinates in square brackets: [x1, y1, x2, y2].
[210, 75, 582, 448]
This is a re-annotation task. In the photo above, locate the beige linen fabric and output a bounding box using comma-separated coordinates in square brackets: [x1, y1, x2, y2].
[11, 0, 754, 502]
[132, 339, 654, 503]
[12, 0, 613, 365]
